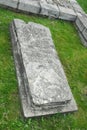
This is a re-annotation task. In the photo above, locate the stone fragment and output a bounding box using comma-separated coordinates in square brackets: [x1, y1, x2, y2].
[18, 0, 40, 14]
[10, 19, 78, 118]
[0, 0, 18, 8]
[58, 6, 76, 21]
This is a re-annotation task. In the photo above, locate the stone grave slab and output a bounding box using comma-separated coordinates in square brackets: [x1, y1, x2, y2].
[10, 19, 78, 118]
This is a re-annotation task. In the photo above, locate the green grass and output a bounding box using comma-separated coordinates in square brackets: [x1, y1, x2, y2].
[77, 0, 87, 13]
[0, 1, 87, 130]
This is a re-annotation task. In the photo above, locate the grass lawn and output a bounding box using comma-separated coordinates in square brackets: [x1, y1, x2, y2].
[0, 1, 87, 130]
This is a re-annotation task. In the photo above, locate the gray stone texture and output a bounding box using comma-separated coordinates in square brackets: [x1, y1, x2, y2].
[40, 0, 59, 18]
[53, 0, 73, 9]
[18, 0, 40, 14]
[58, 6, 76, 21]
[0, 0, 18, 8]
[77, 30, 87, 47]
[75, 15, 87, 32]
[10, 19, 78, 118]
[75, 15, 87, 46]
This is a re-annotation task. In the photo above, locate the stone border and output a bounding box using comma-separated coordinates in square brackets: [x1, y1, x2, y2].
[0, 0, 87, 46]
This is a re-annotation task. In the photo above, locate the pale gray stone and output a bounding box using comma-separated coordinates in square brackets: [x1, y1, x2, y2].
[58, 6, 76, 21]
[0, 0, 18, 8]
[40, 1, 59, 18]
[70, 0, 85, 16]
[10, 19, 78, 118]
[71, 2, 83, 13]
[18, 0, 40, 14]
[53, 0, 73, 9]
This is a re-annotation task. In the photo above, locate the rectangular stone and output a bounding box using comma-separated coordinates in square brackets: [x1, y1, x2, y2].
[0, 0, 18, 8]
[18, 0, 40, 14]
[40, 1, 59, 18]
[58, 6, 76, 21]
[10, 19, 78, 118]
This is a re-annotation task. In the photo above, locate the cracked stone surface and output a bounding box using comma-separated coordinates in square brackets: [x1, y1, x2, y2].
[13, 19, 72, 106]
[10, 19, 78, 117]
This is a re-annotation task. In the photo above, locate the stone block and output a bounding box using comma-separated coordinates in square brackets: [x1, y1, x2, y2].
[10, 19, 78, 118]
[58, 6, 76, 21]
[78, 30, 87, 47]
[0, 0, 18, 8]
[40, 1, 59, 18]
[18, 0, 40, 14]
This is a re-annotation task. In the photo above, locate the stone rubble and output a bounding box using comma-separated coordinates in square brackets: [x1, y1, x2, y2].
[0, 0, 87, 46]
[10, 19, 78, 118]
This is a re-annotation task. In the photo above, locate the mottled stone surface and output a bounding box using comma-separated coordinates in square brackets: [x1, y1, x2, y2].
[75, 15, 87, 47]
[75, 15, 87, 32]
[59, 6, 76, 21]
[0, 0, 18, 8]
[13, 19, 72, 106]
[10, 19, 78, 117]
[40, 1, 59, 18]
[18, 0, 40, 14]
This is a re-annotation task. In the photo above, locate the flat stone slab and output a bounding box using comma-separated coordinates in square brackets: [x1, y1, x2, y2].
[10, 19, 78, 118]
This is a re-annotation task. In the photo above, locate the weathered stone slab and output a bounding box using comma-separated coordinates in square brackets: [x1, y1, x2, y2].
[10, 19, 78, 118]
[0, 0, 18, 8]
[18, 0, 40, 14]
[58, 6, 76, 21]
[40, 0, 59, 18]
